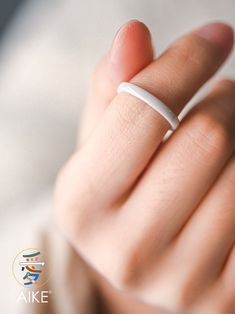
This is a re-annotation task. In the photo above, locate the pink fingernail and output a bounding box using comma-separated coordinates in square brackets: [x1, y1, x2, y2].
[109, 20, 140, 64]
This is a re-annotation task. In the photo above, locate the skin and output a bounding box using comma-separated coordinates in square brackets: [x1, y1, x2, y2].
[54, 20, 235, 313]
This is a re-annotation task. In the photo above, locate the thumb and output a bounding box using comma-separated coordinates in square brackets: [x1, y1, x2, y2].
[79, 20, 154, 143]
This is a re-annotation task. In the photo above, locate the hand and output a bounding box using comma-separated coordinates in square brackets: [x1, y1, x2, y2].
[54, 21, 235, 314]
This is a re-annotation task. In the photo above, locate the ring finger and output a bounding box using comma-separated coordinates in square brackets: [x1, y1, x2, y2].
[118, 80, 235, 280]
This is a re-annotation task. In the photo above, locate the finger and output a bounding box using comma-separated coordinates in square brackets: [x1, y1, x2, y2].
[171, 154, 235, 303]
[120, 80, 235, 271]
[195, 239, 235, 313]
[58, 22, 234, 214]
[218, 243, 235, 313]
[80, 20, 154, 143]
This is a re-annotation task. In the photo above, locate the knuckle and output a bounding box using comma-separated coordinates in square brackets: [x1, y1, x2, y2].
[117, 93, 143, 124]
[185, 112, 232, 157]
[171, 35, 210, 70]
[115, 92, 159, 128]
[223, 159, 235, 188]
[54, 162, 95, 239]
[107, 252, 138, 290]
[170, 273, 206, 312]
[154, 274, 201, 311]
[84, 244, 138, 292]
[103, 244, 148, 291]
[172, 279, 197, 310]
[213, 79, 235, 94]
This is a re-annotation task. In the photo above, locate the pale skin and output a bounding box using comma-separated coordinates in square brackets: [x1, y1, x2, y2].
[54, 20, 235, 313]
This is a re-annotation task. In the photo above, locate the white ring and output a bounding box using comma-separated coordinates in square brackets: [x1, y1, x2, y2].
[117, 82, 180, 130]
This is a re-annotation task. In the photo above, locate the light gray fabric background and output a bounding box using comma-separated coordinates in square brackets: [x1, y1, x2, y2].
[0, 1, 234, 313]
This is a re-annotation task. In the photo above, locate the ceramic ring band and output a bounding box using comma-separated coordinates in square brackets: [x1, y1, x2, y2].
[117, 82, 180, 130]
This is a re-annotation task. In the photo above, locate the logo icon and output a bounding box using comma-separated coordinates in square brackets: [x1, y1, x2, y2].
[13, 248, 50, 288]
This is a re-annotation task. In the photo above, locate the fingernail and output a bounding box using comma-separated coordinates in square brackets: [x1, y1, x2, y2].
[194, 22, 234, 56]
[109, 20, 140, 64]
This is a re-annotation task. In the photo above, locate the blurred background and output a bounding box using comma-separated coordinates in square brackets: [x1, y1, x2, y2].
[0, 0, 234, 312]
[0, 0, 234, 213]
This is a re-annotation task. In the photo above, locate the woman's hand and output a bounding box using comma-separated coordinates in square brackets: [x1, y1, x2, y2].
[54, 21, 235, 314]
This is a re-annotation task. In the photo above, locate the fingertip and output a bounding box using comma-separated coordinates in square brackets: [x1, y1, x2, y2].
[124, 19, 152, 42]
[109, 20, 154, 77]
[194, 22, 234, 58]
[112, 19, 152, 49]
